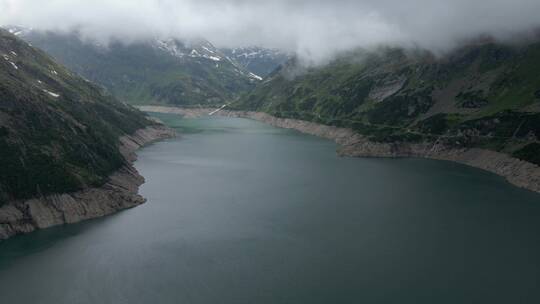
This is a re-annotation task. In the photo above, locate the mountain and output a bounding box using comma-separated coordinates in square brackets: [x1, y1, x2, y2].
[5, 26, 32, 37]
[233, 42, 540, 166]
[221, 47, 290, 78]
[10, 27, 259, 106]
[0, 28, 161, 204]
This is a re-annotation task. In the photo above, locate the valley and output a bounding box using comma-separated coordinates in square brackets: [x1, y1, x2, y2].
[10, 27, 267, 106]
[1, 2, 540, 301]
[2, 23, 540, 238]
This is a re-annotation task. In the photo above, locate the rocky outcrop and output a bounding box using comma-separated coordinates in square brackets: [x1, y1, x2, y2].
[0, 125, 175, 240]
[139, 106, 540, 194]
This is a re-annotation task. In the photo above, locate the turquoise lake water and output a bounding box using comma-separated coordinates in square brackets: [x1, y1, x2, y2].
[1, 114, 539, 303]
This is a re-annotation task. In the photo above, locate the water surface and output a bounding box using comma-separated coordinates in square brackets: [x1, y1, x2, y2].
[1, 114, 539, 303]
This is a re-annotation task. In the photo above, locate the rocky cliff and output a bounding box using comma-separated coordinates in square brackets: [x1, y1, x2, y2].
[139, 106, 540, 194]
[0, 125, 175, 240]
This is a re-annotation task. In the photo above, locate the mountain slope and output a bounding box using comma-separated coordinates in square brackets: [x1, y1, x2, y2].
[0, 28, 158, 204]
[234, 42, 540, 165]
[13, 28, 259, 106]
[221, 47, 290, 78]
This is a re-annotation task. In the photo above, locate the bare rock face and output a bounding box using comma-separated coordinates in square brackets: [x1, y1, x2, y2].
[368, 77, 407, 103]
[0, 125, 175, 241]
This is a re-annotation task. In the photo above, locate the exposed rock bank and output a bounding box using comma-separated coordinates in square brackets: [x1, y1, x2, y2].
[0, 125, 176, 240]
[139, 105, 540, 194]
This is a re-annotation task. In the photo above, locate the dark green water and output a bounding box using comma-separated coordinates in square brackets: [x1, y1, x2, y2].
[1, 114, 540, 304]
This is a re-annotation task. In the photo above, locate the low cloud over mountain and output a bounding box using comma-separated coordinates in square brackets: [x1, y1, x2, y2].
[2, 0, 540, 64]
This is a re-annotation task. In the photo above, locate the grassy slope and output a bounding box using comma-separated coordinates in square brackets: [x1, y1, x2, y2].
[234, 43, 540, 164]
[0, 29, 153, 204]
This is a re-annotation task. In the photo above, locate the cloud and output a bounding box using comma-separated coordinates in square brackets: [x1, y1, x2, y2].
[1, 0, 540, 64]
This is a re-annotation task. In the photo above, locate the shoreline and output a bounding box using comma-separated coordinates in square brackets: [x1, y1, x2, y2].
[139, 105, 540, 194]
[0, 124, 176, 241]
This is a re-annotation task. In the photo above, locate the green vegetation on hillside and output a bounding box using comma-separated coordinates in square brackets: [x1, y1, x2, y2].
[22, 32, 256, 106]
[0, 29, 153, 204]
[513, 143, 540, 165]
[233, 43, 540, 159]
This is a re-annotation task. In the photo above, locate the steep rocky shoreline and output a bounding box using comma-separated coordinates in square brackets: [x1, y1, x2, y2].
[139, 105, 540, 194]
[0, 125, 176, 240]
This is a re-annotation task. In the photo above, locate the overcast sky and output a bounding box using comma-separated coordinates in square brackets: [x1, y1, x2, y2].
[2, 0, 540, 64]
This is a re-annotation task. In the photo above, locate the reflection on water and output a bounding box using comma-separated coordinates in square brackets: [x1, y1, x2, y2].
[1, 114, 539, 304]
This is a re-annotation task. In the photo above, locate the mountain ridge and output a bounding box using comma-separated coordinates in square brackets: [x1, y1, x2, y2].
[232, 41, 540, 167]
[221, 46, 290, 78]
[7, 27, 264, 106]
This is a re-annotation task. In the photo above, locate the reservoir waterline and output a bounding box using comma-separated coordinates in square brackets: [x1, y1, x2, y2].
[0, 114, 539, 304]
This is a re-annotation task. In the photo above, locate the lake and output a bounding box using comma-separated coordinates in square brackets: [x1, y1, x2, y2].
[0, 114, 539, 303]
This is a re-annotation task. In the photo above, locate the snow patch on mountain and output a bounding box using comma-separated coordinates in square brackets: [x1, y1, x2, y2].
[2, 54, 18, 70]
[221, 47, 291, 78]
[248, 72, 263, 81]
[155, 38, 224, 62]
[43, 89, 60, 98]
[156, 39, 186, 58]
[6, 26, 32, 37]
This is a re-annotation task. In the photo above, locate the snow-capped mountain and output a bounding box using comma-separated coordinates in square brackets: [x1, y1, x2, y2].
[5, 27, 259, 106]
[221, 47, 291, 78]
[4, 26, 32, 37]
[156, 38, 222, 62]
[153, 38, 262, 82]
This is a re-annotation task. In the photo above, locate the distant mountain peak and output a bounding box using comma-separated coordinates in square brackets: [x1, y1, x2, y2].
[7, 27, 261, 106]
[221, 46, 291, 78]
[154, 38, 224, 62]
